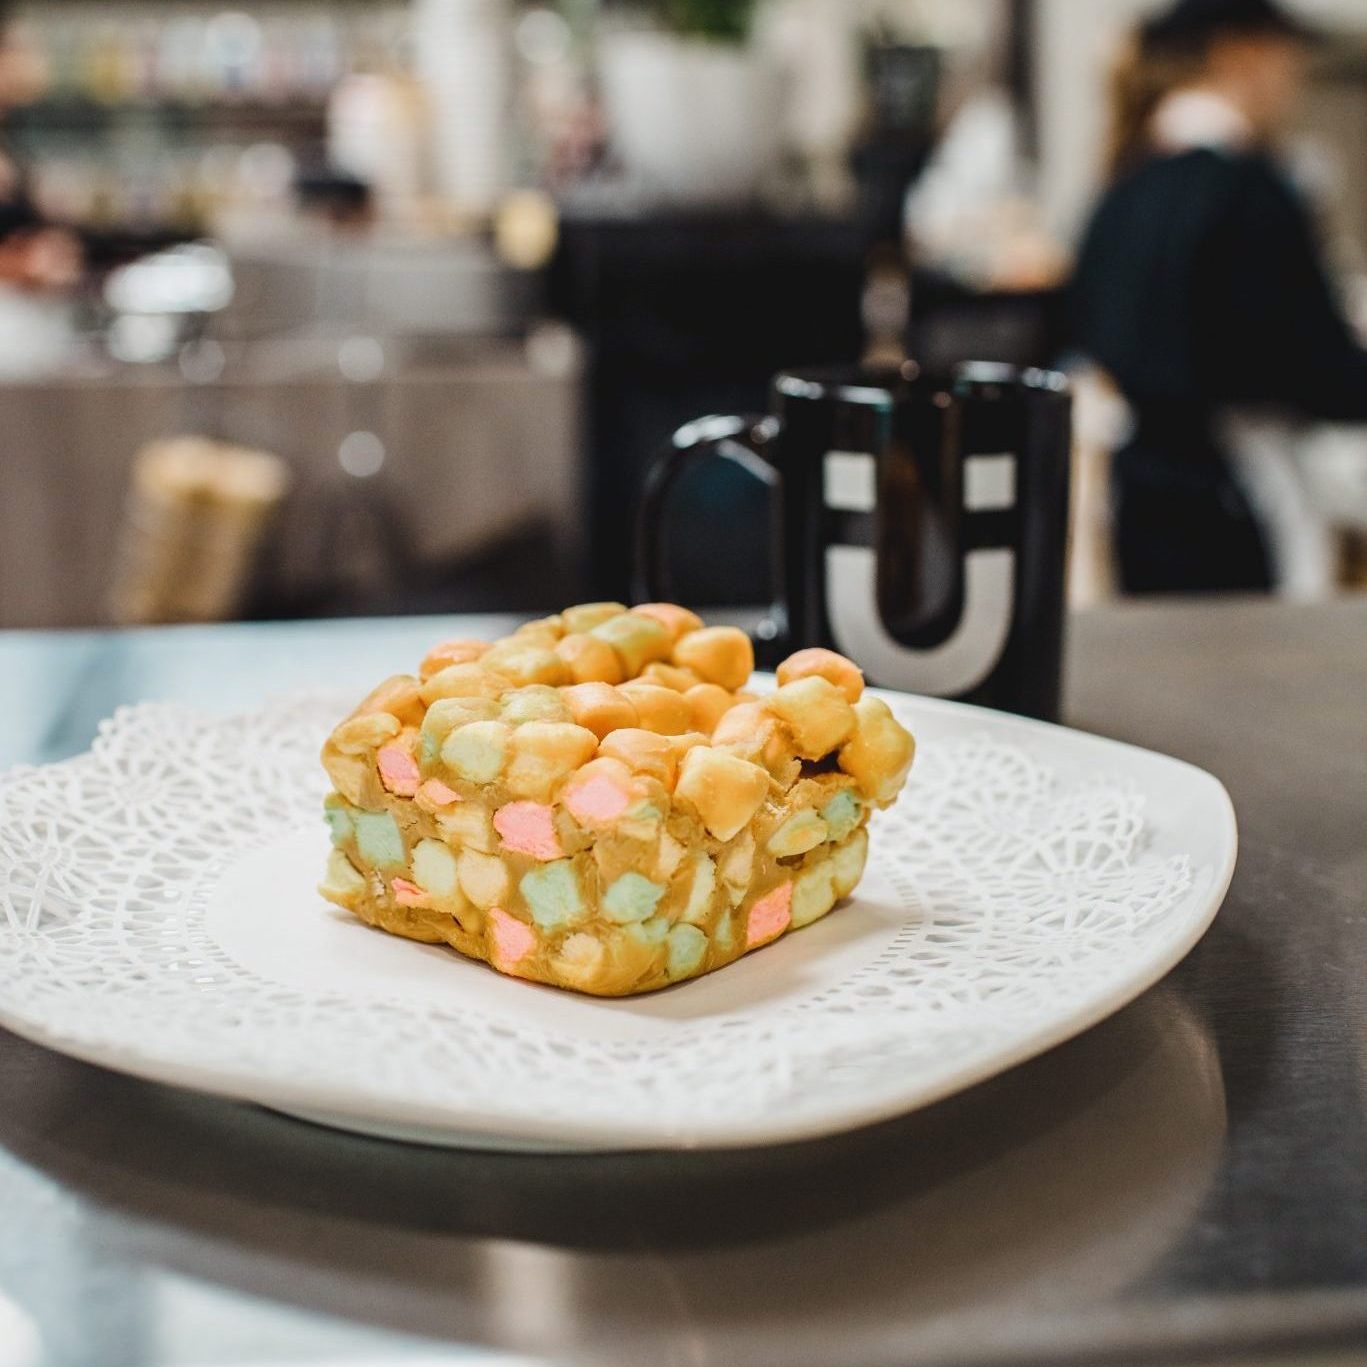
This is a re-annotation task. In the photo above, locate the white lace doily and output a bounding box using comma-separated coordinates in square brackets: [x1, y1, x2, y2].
[0, 692, 1234, 1150]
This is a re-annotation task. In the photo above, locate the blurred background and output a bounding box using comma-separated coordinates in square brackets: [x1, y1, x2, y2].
[2, 0, 1367, 630]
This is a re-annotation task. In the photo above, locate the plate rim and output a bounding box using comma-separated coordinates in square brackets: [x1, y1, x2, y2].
[0, 690, 1238, 1152]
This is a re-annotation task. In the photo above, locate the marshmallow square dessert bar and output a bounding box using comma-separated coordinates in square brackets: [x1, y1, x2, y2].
[319, 604, 915, 997]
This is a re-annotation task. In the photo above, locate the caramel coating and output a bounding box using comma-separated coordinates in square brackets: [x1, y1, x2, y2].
[591, 613, 672, 677]
[481, 643, 571, 689]
[683, 683, 738, 735]
[598, 727, 679, 789]
[562, 602, 628, 635]
[353, 675, 426, 726]
[421, 663, 507, 706]
[764, 676, 857, 760]
[513, 614, 566, 643]
[506, 722, 599, 802]
[670, 732, 711, 761]
[321, 602, 915, 998]
[776, 648, 865, 704]
[631, 603, 705, 642]
[332, 711, 402, 755]
[672, 626, 754, 692]
[561, 682, 640, 740]
[618, 681, 694, 736]
[640, 661, 703, 692]
[674, 747, 770, 842]
[838, 697, 916, 805]
[712, 700, 794, 777]
[420, 640, 490, 682]
[555, 632, 626, 685]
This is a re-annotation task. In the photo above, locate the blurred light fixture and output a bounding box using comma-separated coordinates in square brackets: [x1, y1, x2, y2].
[525, 320, 579, 378]
[338, 335, 386, 384]
[338, 431, 386, 478]
[105, 243, 235, 318]
[495, 188, 558, 271]
[515, 7, 571, 65]
[109, 313, 182, 365]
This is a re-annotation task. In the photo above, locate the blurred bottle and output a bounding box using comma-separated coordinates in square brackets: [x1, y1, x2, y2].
[413, 0, 512, 217]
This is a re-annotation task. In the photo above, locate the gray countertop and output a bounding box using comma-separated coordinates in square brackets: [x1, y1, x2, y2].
[2, 599, 1366, 1367]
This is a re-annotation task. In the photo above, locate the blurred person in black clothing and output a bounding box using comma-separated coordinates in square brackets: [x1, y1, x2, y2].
[1072, 0, 1367, 595]
[0, 6, 79, 290]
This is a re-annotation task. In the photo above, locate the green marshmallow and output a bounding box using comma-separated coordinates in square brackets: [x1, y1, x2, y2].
[822, 789, 863, 844]
[324, 799, 353, 847]
[667, 923, 708, 979]
[626, 916, 670, 949]
[602, 871, 666, 924]
[355, 811, 406, 870]
[520, 860, 587, 930]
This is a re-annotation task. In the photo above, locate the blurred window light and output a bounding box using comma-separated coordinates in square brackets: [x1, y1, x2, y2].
[339, 431, 386, 479]
[0, 1291, 41, 1367]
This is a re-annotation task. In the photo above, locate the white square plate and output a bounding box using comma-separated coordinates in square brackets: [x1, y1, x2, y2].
[0, 687, 1235, 1151]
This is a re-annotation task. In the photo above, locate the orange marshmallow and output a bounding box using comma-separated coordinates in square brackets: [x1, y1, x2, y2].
[671, 626, 754, 692]
[555, 633, 625, 685]
[561, 682, 640, 739]
[598, 728, 679, 789]
[684, 683, 739, 735]
[355, 674, 426, 725]
[618, 682, 693, 736]
[640, 661, 703, 692]
[776, 648, 865, 704]
[631, 603, 704, 642]
[420, 640, 490, 681]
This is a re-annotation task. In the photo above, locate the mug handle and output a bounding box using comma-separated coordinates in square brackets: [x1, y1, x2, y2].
[634, 413, 790, 651]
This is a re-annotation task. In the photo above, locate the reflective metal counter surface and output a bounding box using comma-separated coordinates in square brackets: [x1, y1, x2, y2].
[1, 598, 1365, 1367]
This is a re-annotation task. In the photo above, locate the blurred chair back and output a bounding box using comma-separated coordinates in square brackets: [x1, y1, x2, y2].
[109, 438, 289, 626]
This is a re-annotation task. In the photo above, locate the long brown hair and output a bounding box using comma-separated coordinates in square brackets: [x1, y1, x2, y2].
[1105, 34, 1206, 181]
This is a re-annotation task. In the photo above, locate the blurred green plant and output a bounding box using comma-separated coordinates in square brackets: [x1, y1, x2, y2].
[640, 0, 756, 42]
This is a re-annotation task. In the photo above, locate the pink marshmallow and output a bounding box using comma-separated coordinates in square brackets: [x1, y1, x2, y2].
[494, 801, 564, 861]
[490, 907, 537, 970]
[564, 774, 631, 826]
[377, 743, 421, 797]
[418, 778, 460, 808]
[747, 882, 793, 948]
[392, 877, 429, 908]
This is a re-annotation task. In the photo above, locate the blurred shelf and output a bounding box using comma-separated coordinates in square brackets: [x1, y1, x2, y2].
[9, 97, 329, 136]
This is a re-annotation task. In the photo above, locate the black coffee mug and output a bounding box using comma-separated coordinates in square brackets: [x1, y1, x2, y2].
[636, 362, 1072, 721]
